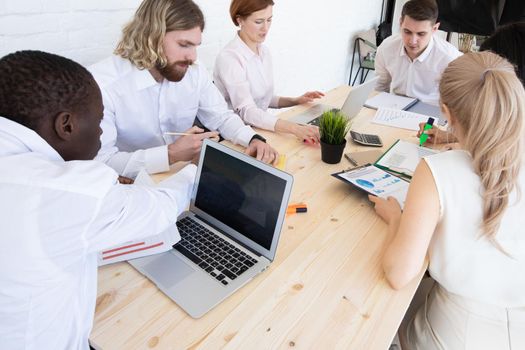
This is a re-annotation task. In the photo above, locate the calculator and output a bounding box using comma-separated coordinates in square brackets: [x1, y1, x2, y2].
[350, 130, 383, 147]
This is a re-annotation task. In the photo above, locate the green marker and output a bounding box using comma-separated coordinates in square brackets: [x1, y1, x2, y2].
[419, 117, 435, 146]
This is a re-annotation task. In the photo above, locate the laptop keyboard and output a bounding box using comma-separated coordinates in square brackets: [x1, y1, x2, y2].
[174, 217, 259, 286]
[307, 108, 340, 126]
[307, 117, 321, 126]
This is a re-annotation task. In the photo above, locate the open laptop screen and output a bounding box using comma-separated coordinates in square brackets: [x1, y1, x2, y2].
[194, 146, 287, 250]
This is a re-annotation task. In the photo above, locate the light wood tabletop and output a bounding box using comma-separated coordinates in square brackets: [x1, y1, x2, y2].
[91, 85, 426, 350]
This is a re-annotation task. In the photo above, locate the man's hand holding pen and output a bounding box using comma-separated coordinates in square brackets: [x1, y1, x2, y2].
[167, 126, 219, 164]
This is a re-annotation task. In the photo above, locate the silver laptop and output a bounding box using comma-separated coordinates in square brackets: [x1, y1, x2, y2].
[290, 76, 378, 125]
[129, 139, 293, 318]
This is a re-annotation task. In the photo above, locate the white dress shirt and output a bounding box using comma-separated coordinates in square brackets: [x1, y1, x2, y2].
[374, 34, 461, 105]
[89, 56, 256, 178]
[214, 34, 280, 131]
[0, 117, 196, 350]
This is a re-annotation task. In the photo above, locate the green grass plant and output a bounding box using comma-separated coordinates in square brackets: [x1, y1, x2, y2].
[319, 109, 351, 145]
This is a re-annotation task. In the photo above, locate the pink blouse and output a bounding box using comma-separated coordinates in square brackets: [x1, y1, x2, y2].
[214, 34, 280, 131]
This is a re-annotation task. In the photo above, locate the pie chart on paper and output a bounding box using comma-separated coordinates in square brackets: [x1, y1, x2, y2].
[356, 179, 374, 189]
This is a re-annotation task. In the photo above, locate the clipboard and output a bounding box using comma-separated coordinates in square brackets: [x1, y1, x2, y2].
[332, 163, 410, 208]
[374, 139, 438, 179]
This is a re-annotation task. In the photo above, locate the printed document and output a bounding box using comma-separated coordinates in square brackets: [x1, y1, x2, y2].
[97, 169, 182, 266]
[372, 107, 429, 130]
[375, 139, 438, 177]
[338, 165, 409, 208]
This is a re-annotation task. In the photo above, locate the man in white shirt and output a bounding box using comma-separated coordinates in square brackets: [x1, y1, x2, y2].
[374, 0, 461, 105]
[0, 50, 196, 349]
[89, 0, 277, 178]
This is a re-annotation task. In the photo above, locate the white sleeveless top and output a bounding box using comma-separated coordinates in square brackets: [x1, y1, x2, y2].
[424, 150, 525, 307]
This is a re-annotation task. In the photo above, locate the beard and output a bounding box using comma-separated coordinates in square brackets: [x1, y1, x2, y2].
[156, 60, 193, 82]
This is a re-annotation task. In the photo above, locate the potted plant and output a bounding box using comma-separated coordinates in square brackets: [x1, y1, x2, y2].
[319, 109, 351, 164]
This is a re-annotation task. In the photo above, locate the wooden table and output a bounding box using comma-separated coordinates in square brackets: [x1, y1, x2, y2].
[91, 85, 426, 349]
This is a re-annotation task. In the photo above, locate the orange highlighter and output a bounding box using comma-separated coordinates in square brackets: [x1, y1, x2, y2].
[287, 203, 307, 214]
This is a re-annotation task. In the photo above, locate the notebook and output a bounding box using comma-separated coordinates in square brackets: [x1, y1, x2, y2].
[129, 139, 293, 318]
[290, 77, 378, 125]
[364, 92, 418, 110]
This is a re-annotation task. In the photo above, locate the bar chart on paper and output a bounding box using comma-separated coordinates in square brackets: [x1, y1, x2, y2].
[338, 165, 409, 208]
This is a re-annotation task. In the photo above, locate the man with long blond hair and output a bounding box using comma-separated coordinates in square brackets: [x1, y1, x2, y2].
[89, 0, 277, 178]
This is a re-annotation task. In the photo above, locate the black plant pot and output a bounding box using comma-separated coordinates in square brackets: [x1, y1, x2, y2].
[320, 139, 346, 164]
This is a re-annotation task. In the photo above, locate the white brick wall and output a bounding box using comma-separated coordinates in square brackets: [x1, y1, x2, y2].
[0, 0, 383, 94]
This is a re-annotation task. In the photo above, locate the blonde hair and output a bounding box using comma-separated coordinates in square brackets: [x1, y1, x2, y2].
[439, 52, 525, 245]
[115, 0, 204, 70]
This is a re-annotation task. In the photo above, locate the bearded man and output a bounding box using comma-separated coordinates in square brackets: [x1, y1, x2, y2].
[90, 0, 277, 178]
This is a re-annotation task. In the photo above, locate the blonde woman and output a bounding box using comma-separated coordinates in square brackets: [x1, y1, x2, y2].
[418, 22, 525, 145]
[369, 52, 525, 349]
[213, 0, 324, 144]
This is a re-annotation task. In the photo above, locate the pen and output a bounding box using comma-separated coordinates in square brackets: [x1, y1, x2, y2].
[419, 117, 435, 146]
[344, 153, 358, 166]
[164, 132, 193, 136]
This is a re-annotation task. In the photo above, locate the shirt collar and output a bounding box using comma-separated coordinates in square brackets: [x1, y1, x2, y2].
[399, 35, 435, 62]
[233, 32, 261, 60]
[416, 36, 434, 62]
[131, 65, 159, 91]
[0, 117, 64, 161]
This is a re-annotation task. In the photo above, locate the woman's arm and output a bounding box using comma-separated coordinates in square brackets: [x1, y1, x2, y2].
[274, 119, 320, 143]
[277, 91, 325, 108]
[369, 160, 440, 289]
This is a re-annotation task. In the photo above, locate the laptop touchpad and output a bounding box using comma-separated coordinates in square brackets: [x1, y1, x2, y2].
[142, 253, 194, 288]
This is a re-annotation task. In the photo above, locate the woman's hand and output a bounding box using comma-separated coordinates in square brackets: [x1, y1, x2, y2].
[292, 124, 320, 144]
[368, 195, 402, 225]
[417, 123, 456, 145]
[295, 91, 325, 105]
